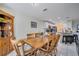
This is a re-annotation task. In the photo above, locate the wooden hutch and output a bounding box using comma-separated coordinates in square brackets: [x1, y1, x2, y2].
[0, 9, 14, 56]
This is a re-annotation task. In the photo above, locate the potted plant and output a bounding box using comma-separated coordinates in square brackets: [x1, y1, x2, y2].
[0, 17, 6, 28]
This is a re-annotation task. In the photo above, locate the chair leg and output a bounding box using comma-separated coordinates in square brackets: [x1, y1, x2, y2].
[36, 50, 40, 56]
[54, 47, 57, 56]
[49, 47, 57, 56]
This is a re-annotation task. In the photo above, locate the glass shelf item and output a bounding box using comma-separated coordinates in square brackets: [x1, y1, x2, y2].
[0, 14, 13, 39]
[9, 26, 11, 30]
[7, 22, 11, 30]
[10, 31, 12, 36]
[0, 30, 6, 37]
[0, 22, 6, 29]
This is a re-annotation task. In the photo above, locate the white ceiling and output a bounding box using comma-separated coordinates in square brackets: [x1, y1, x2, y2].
[3, 3, 79, 20]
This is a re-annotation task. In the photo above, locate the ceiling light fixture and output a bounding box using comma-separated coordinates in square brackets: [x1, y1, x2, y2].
[31, 3, 39, 6]
[66, 17, 70, 19]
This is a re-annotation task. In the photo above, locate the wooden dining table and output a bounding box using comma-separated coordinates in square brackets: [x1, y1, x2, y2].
[16, 36, 52, 49]
[25, 37, 49, 48]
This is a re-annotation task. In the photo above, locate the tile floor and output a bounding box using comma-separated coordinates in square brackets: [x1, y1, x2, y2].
[56, 40, 78, 56]
[56, 35, 78, 56]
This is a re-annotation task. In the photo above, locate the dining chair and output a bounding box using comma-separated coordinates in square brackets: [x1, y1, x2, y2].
[53, 34, 60, 55]
[10, 39, 21, 56]
[54, 34, 60, 47]
[47, 35, 57, 56]
[27, 33, 35, 39]
[39, 42, 50, 56]
[10, 38, 36, 56]
[22, 42, 37, 56]
[39, 34, 60, 56]
[35, 33, 41, 38]
[39, 35, 56, 56]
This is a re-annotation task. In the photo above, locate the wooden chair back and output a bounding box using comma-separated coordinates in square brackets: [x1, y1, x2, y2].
[10, 39, 21, 56]
[39, 34, 57, 55]
[27, 33, 35, 39]
[40, 34, 60, 55]
[48, 36, 56, 51]
[55, 34, 60, 44]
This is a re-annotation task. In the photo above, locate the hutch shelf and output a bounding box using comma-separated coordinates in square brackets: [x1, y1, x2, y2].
[0, 12, 14, 56]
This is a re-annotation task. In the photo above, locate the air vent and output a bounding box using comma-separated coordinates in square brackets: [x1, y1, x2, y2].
[43, 8, 47, 12]
[66, 17, 70, 19]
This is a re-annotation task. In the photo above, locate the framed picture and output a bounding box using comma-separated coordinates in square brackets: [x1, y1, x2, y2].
[76, 24, 79, 32]
[77, 24, 79, 30]
[31, 21, 37, 28]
